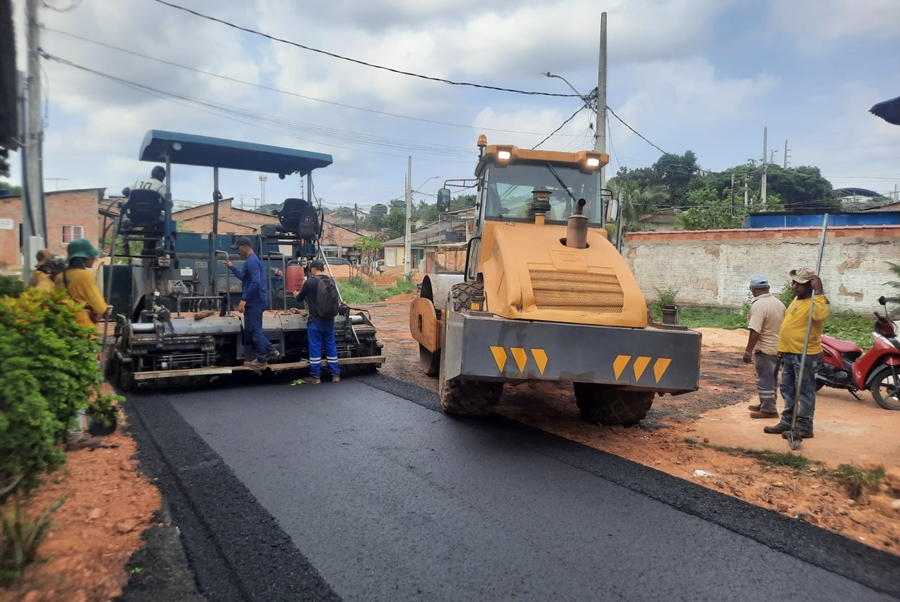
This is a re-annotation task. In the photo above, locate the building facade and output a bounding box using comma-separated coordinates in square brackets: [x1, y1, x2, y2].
[0, 188, 105, 271]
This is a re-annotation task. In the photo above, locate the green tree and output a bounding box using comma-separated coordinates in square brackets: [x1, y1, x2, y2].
[0, 181, 21, 195]
[353, 235, 383, 273]
[677, 187, 743, 230]
[607, 180, 668, 231]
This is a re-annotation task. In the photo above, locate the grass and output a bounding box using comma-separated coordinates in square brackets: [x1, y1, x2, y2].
[337, 277, 416, 305]
[706, 444, 818, 474]
[829, 464, 885, 500]
[651, 302, 876, 349]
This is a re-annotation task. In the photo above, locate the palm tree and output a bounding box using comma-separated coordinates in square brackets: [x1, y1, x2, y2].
[607, 180, 669, 232]
[884, 261, 900, 317]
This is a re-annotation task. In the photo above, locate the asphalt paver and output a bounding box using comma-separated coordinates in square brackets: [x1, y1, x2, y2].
[128, 374, 900, 602]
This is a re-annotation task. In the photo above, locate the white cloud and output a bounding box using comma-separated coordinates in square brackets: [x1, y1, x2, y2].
[769, 0, 900, 52]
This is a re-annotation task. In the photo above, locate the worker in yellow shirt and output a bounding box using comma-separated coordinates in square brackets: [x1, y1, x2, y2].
[764, 268, 829, 440]
[55, 238, 108, 328]
[56, 238, 109, 451]
[29, 248, 57, 290]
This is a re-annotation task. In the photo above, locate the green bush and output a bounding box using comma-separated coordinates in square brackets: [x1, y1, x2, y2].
[0, 288, 102, 497]
[337, 277, 417, 304]
[778, 281, 795, 307]
[0, 276, 24, 299]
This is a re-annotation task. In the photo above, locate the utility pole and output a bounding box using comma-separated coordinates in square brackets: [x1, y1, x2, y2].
[596, 12, 607, 190]
[258, 174, 267, 212]
[770, 149, 779, 164]
[761, 126, 768, 205]
[783, 140, 790, 169]
[730, 173, 736, 218]
[354, 203, 358, 231]
[240, 194, 245, 210]
[404, 156, 412, 277]
[22, 0, 46, 273]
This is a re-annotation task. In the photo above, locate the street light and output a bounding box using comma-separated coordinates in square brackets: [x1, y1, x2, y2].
[543, 72, 591, 104]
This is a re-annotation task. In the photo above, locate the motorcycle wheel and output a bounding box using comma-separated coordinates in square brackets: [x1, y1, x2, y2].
[868, 365, 900, 410]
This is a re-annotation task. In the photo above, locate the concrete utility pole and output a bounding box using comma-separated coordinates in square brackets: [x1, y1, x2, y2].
[404, 156, 412, 277]
[761, 126, 768, 205]
[770, 149, 779, 164]
[22, 0, 46, 272]
[596, 12, 607, 190]
[783, 140, 790, 169]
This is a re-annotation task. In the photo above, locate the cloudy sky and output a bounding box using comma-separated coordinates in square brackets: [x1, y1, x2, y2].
[7, 0, 900, 211]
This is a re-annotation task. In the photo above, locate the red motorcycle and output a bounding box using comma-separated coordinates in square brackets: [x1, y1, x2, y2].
[816, 296, 900, 410]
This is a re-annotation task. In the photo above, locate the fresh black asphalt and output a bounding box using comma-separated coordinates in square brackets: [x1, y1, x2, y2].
[124, 373, 900, 602]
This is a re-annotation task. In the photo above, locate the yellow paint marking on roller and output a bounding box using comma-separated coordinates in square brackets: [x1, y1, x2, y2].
[633, 356, 652, 381]
[653, 358, 672, 383]
[511, 347, 529, 372]
[531, 348, 548, 375]
[490, 346, 508, 372]
[613, 355, 632, 380]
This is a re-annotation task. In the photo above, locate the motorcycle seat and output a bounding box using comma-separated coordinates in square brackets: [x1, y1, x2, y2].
[822, 334, 862, 355]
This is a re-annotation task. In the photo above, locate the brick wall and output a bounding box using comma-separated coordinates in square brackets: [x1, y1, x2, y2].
[623, 226, 900, 313]
[0, 188, 104, 270]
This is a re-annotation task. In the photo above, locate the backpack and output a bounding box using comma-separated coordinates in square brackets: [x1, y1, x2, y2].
[315, 275, 340, 320]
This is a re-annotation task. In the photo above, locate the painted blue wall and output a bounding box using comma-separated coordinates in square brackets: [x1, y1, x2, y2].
[743, 212, 900, 228]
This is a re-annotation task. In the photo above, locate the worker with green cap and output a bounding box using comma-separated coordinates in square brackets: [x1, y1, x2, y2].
[55, 238, 108, 328]
[55, 238, 110, 451]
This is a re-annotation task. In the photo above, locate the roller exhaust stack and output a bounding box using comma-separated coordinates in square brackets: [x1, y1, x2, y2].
[566, 198, 588, 249]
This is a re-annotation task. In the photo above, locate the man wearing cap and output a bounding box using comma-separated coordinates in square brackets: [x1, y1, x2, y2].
[744, 274, 786, 418]
[293, 260, 340, 384]
[29, 248, 57, 290]
[222, 236, 280, 369]
[764, 268, 829, 439]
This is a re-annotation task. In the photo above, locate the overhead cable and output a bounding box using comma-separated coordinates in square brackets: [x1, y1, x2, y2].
[607, 107, 668, 155]
[150, 0, 579, 98]
[41, 52, 475, 159]
[532, 106, 585, 150]
[45, 28, 582, 137]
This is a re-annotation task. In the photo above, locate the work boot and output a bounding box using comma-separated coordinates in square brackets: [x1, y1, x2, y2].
[306, 376, 321, 385]
[748, 404, 761, 412]
[332, 375, 340, 383]
[243, 358, 268, 370]
[267, 349, 282, 362]
[763, 423, 792, 434]
[749, 410, 779, 419]
[782, 429, 814, 439]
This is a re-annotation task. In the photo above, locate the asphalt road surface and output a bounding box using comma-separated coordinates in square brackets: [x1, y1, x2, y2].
[126, 374, 900, 602]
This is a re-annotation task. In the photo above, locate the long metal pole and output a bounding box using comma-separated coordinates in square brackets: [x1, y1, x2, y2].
[788, 214, 829, 448]
[212, 166, 219, 300]
[761, 126, 768, 205]
[404, 157, 412, 277]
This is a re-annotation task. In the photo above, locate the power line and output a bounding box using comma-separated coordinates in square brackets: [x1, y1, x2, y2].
[532, 106, 586, 150]
[606, 107, 668, 155]
[45, 28, 584, 138]
[150, 0, 579, 98]
[41, 52, 477, 160]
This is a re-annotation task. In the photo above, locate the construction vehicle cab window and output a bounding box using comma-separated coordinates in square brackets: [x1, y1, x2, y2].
[410, 136, 702, 426]
[482, 163, 600, 224]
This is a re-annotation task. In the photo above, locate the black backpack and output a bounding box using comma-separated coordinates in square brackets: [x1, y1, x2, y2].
[315, 275, 340, 320]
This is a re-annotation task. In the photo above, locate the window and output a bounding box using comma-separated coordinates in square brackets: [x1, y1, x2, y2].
[61, 225, 84, 243]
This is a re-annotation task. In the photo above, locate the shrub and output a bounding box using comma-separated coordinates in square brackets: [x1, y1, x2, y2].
[0, 276, 24, 299]
[0, 493, 66, 586]
[778, 281, 795, 307]
[0, 288, 101, 497]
